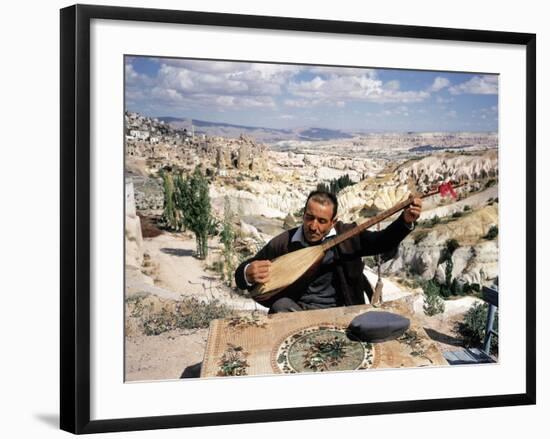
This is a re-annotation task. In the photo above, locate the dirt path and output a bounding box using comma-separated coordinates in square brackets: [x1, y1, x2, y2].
[141, 232, 260, 310]
[125, 329, 208, 382]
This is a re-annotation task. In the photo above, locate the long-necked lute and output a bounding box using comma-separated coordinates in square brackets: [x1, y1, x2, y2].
[250, 182, 464, 305]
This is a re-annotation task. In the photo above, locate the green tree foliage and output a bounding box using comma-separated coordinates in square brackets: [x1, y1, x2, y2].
[484, 225, 499, 240]
[458, 302, 498, 355]
[446, 239, 460, 255]
[220, 196, 237, 286]
[161, 171, 179, 230]
[173, 167, 217, 259]
[316, 174, 354, 194]
[438, 239, 460, 298]
[423, 279, 445, 316]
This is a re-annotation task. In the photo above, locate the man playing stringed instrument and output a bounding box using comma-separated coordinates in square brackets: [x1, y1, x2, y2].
[235, 190, 422, 314]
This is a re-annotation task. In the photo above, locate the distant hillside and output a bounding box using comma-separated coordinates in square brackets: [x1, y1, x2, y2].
[156, 116, 352, 143]
[298, 127, 353, 140]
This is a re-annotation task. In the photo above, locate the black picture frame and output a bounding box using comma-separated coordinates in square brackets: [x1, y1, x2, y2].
[60, 4, 536, 434]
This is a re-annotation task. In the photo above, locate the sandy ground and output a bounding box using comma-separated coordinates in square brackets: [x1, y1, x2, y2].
[125, 328, 208, 382]
[138, 232, 260, 310]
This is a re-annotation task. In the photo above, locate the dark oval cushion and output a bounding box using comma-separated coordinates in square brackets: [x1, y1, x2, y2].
[347, 311, 410, 343]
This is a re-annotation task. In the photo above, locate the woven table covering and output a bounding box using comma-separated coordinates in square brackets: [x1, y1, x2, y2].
[201, 297, 448, 378]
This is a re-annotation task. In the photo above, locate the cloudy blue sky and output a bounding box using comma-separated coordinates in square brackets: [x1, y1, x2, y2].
[125, 56, 498, 132]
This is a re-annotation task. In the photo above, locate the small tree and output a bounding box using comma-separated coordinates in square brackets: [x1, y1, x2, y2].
[316, 174, 355, 194]
[439, 239, 459, 297]
[161, 171, 179, 231]
[174, 167, 216, 259]
[220, 196, 237, 286]
[458, 302, 498, 355]
[423, 279, 445, 316]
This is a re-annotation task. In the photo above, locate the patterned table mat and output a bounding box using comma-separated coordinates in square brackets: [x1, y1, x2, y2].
[201, 299, 448, 378]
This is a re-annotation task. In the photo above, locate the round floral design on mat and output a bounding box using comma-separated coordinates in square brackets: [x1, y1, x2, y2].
[273, 325, 375, 373]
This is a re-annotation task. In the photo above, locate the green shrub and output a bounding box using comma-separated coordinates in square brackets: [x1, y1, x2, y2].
[439, 238, 459, 268]
[484, 225, 498, 240]
[209, 260, 224, 275]
[142, 297, 234, 335]
[446, 239, 460, 255]
[463, 205, 471, 212]
[458, 302, 498, 355]
[451, 278, 464, 295]
[458, 282, 482, 296]
[220, 197, 237, 286]
[452, 211, 463, 218]
[423, 279, 445, 316]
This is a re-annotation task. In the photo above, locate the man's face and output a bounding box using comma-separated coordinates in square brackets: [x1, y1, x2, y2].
[302, 199, 337, 243]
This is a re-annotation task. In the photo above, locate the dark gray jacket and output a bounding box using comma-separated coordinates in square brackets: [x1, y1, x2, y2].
[234, 213, 413, 308]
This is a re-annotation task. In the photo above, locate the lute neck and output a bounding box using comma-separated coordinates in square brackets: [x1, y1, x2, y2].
[321, 186, 443, 252]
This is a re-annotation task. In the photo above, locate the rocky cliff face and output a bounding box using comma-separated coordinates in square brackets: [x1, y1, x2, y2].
[210, 181, 306, 219]
[384, 205, 499, 285]
[395, 150, 498, 192]
[337, 179, 410, 223]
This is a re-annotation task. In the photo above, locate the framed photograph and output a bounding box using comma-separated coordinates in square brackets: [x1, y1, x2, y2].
[60, 4, 536, 434]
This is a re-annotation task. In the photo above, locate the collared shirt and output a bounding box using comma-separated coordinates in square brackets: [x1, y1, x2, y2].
[290, 225, 337, 247]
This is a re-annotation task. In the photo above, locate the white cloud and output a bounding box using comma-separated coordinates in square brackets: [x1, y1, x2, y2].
[309, 66, 377, 78]
[288, 74, 429, 104]
[430, 76, 451, 92]
[213, 95, 276, 108]
[284, 98, 321, 108]
[126, 59, 300, 112]
[151, 87, 184, 102]
[158, 64, 251, 95]
[374, 106, 410, 117]
[125, 63, 154, 87]
[449, 75, 498, 95]
[155, 59, 248, 74]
